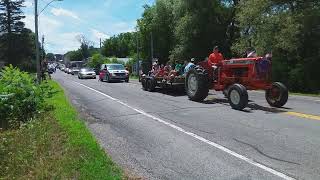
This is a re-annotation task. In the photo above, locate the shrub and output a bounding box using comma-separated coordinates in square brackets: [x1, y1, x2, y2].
[0, 65, 54, 129]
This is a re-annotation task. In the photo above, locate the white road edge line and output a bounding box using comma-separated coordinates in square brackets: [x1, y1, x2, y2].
[74, 81, 295, 180]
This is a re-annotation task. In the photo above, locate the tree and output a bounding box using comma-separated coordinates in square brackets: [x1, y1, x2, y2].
[102, 32, 136, 58]
[0, 0, 26, 66]
[233, 0, 320, 92]
[76, 34, 93, 60]
[87, 53, 105, 69]
[64, 50, 83, 62]
[46, 53, 55, 61]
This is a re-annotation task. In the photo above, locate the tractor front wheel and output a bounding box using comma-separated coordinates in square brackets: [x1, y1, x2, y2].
[266, 82, 288, 107]
[228, 84, 248, 110]
[185, 68, 209, 102]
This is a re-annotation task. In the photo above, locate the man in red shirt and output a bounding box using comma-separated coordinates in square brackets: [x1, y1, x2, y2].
[209, 46, 224, 66]
[208, 46, 224, 81]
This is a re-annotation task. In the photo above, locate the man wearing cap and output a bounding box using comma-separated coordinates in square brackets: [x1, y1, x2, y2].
[184, 58, 195, 74]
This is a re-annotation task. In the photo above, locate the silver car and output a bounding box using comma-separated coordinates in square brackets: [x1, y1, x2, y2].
[78, 68, 96, 79]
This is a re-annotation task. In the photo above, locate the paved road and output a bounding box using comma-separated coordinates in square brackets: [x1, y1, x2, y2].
[53, 71, 320, 180]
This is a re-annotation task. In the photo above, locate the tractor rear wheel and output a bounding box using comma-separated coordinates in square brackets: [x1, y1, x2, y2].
[266, 82, 288, 107]
[228, 84, 248, 110]
[141, 78, 147, 91]
[147, 78, 156, 92]
[185, 67, 209, 102]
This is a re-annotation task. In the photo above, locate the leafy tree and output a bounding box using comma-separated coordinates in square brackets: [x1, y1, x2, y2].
[0, 0, 26, 66]
[233, 0, 320, 92]
[102, 32, 136, 58]
[64, 50, 83, 62]
[87, 53, 105, 69]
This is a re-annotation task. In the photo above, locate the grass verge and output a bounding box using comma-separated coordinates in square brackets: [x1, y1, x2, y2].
[129, 75, 139, 80]
[0, 81, 123, 179]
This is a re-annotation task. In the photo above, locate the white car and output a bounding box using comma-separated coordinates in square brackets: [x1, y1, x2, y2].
[78, 68, 96, 79]
[99, 64, 129, 82]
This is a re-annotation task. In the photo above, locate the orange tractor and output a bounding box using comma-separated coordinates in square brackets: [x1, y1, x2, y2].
[185, 56, 288, 110]
[142, 55, 288, 111]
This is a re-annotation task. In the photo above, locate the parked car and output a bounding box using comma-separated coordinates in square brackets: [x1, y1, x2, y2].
[78, 68, 96, 79]
[71, 67, 80, 75]
[99, 64, 129, 83]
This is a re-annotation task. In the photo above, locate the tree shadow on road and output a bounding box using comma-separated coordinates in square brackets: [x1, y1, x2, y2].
[202, 98, 292, 114]
[153, 87, 186, 97]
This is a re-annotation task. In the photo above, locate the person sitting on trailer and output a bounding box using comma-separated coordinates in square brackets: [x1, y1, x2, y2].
[163, 62, 172, 81]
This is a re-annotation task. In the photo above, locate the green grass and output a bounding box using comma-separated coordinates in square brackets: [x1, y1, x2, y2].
[129, 75, 139, 80]
[0, 81, 123, 179]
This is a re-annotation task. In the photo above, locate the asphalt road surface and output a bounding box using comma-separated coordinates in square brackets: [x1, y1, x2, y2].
[53, 71, 320, 180]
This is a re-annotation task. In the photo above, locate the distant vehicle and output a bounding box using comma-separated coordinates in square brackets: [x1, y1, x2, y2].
[78, 68, 96, 79]
[71, 67, 80, 75]
[48, 68, 54, 74]
[99, 64, 129, 83]
[48, 64, 55, 74]
[66, 68, 72, 74]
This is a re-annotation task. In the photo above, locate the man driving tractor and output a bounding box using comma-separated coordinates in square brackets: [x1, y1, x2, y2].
[209, 46, 224, 80]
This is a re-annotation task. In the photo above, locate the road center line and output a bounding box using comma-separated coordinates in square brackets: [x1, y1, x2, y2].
[286, 112, 320, 121]
[74, 81, 295, 180]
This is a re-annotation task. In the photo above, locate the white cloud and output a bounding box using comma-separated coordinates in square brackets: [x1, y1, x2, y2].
[91, 28, 110, 41]
[23, 14, 62, 32]
[110, 21, 136, 34]
[46, 32, 82, 54]
[51, 8, 80, 20]
[23, 14, 80, 54]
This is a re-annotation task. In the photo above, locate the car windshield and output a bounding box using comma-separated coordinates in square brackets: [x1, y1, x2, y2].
[81, 68, 93, 72]
[107, 65, 125, 70]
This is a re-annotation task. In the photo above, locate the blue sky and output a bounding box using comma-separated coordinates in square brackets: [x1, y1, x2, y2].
[23, 0, 155, 54]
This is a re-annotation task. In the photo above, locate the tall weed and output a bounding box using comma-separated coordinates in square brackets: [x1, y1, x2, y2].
[0, 65, 54, 129]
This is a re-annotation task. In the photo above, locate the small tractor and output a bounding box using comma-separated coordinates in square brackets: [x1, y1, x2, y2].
[142, 55, 288, 111]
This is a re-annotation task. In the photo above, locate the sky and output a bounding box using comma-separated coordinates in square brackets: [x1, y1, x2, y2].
[22, 0, 155, 54]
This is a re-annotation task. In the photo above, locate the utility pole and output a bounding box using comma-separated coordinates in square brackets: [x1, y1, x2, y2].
[42, 35, 45, 62]
[136, 33, 139, 60]
[136, 32, 140, 75]
[150, 32, 154, 64]
[35, 0, 41, 83]
[99, 38, 102, 50]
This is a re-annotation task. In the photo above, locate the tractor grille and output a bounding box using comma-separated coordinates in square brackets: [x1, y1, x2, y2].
[256, 59, 271, 80]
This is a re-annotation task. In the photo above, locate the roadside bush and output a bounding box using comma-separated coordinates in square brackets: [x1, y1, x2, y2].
[0, 65, 54, 129]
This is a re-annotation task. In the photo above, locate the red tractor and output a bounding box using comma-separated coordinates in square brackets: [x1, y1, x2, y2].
[185, 56, 288, 110]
